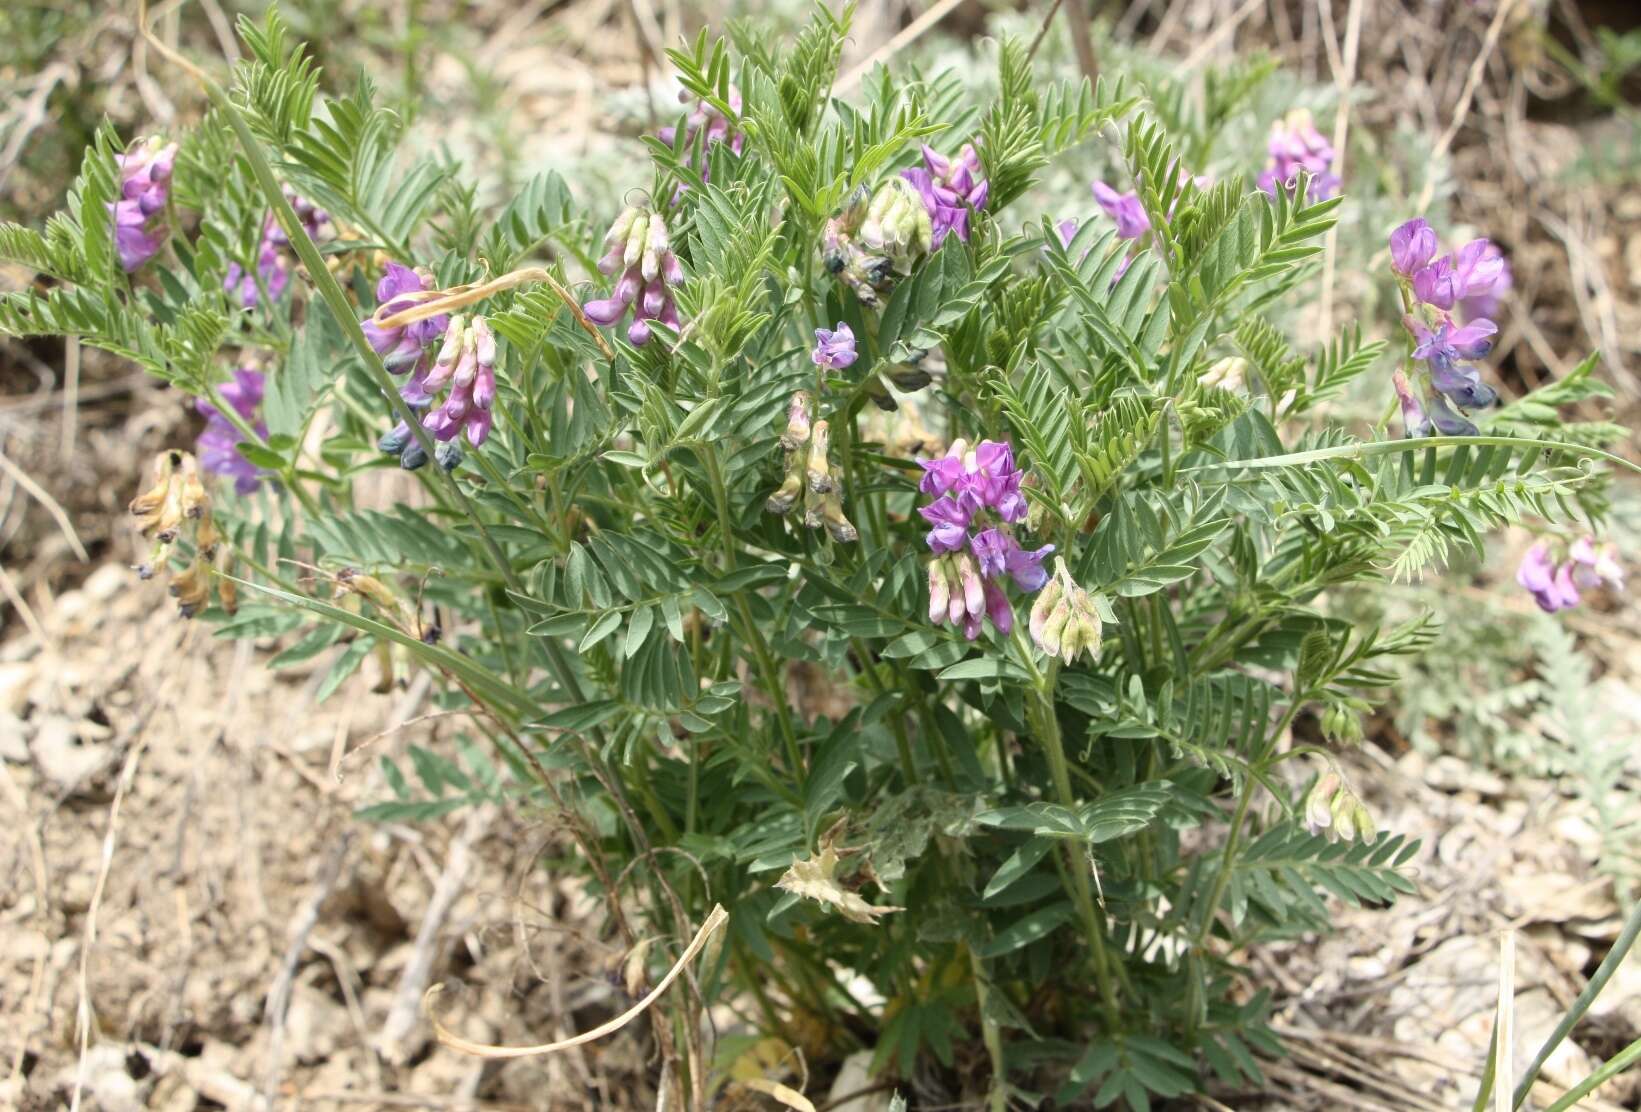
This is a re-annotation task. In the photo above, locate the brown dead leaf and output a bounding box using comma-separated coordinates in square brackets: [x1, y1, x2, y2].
[775, 838, 902, 926]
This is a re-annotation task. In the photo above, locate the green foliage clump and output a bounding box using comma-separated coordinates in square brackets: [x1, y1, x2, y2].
[1, 6, 1629, 1107]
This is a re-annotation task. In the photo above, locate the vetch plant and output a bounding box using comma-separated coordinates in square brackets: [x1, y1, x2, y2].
[2, 5, 1636, 1108]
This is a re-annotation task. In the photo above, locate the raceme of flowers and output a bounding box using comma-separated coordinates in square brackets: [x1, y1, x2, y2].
[129, 449, 237, 618]
[111, 137, 178, 273]
[1302, 770, 1375, 841]
[1028, 558, 1102, 664]
[1257, 109, 1339, 202]
[1516, 536, 1625, 613]
[584, 205, 683, 347]
[765, 392, 857, 542]
[824, 142, 987, 306]
[378, 314, 498, 472]
[359, 263, 488, 470]
[224, 188, 331, 309]
[901, 143, 989, 250]
[1388, 217, 1511, 437]
[195, 367, 268, 494]
[919, 439, 1052, 641]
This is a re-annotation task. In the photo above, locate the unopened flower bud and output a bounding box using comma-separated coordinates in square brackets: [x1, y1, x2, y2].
[1304, 771, 1341, 835]
[781, 392, 812, 450]
[170, 558, 210, 619]
[604, 205, 641, 250]
[1198, 356, 1247, 392]
[379, 422, 414, 455]
[624, 207, 649, 268]
[806, 420, 834, 493]
[436, 441, 464, 471]
[766, 470, 803, 515]
[821, 490, 857, 544]
[928, 558, 952, 624]
[400, 441, 430, 471]
[1352, 803, 1376, 841]
[1029, 579, 1063, 644]
[954, 553, 984, 619]
[1330, 790, 1357, 842]
[642, 212, 669, 281]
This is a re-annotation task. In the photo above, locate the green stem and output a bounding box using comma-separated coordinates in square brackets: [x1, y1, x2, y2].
[1015, 630, 1121, 1027]
[1541, 1035, 1641, 1112]
[1194, 775, 1255, 946]
[1481, 896, 1641, 1111]
[968, 943, 1009, 1112]
[701, 443, 802, 772]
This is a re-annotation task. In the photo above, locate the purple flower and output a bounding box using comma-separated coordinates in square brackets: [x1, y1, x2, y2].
[1390, 219, 1438, 277]
[1412, 256, 1459, 311]
[983, 580, 1014, 636]
[226, 195, 330, 309]
[109, 138, 178, 272]
[919, 495, 974, 553]
[1427, 394, 1478, 436]
[361, 263, 449, 371]
[1406, 316, 1500, 411]
[195, 368, 268, 494]
[919, 437, 1052, 640]
[918, 441, 970, 496]
[971, 527, 1013, 579]
[1258, 109, 1340, 201]
[1452, 239, 1506, 300]
[1092, 181, 1150, 240]
[1056, 219, 1079, 248]
[1517, 541, 1580, 613]
[901, 143, 989, 249]
[1456, 242, 1511, 322]
[224, 237, 291, 309]
[812, 323, 857, 369]
[1004, 543, 1054, 593]
[1570, 536, 1625, 593]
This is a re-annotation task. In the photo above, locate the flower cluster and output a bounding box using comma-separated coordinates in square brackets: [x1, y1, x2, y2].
[660, 87, 744, 202]
[919, 440, 1052, 640]
[1257, 109, 1339, 201]
[901, 143, 989, 249]
[1028, 559, 1103, 663]
[1302, 770, 1374, 841]
[765, 392, 857, 542]
[584, 205, 683, 346]
[360, 263, 473, 469]
[129, 449, 237, 618]
[224, 189, 331, 309]
[1516, 536, 1625, 613]
[822, 181, 931, 308]
[1388, 218, 1510, 436]
[379, 314, 498, 471]
[111, 137, 178, 273]
[195, 368, 268, 494]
